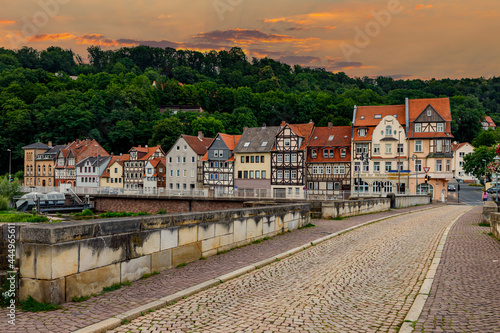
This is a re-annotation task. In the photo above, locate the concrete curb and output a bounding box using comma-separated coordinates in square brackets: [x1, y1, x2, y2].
[71, 204, 444, 333]
[399, 206, 474, 333]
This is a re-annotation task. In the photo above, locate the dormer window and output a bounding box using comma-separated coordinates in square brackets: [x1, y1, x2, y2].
[360, 115, 365, 120]
[385, 126, 392, 136]
[261, 141, 268, 147]
[328, 135, 334, 141]
[358, 128, 367, 137]
[374, 114, 381, 119]
[243, 142, 250, 147]
[311, 150, 317, 158]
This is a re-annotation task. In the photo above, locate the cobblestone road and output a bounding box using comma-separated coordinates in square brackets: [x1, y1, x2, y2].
[414, 206, 500, 332]
[110, 205, 469, 333]
[0, 204, 443, 333]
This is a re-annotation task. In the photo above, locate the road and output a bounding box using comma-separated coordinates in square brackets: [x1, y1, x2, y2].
[447, 183, 482, 205]
[111, 205, 469, 333]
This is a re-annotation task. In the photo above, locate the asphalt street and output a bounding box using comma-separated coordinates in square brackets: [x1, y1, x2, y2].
[447, 183, 482, 205]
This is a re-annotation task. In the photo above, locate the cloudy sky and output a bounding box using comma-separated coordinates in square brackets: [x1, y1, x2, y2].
[1, 0, 498, 79]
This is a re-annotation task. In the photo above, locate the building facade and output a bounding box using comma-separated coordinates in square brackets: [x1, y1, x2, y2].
[202, 133, 241, 194]
[271, 122, 314, 199]
[233, 125, 280, 196]
[451, 142, 477, 183]
[143, 158, 166, 193]
[76, 156, 112, 188]
[100, 155, 129, 189]
[124, 145, 165, 190]
[306, 124, 352, 199]
[23, 142, 52, 188]
[165, 133, 213, 191]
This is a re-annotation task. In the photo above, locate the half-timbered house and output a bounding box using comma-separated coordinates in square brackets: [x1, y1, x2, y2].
[271, 121, 314, 199]
[306, 124, 351, 199]
[202, 133, 241, 194]
[124, 145, 165, 190]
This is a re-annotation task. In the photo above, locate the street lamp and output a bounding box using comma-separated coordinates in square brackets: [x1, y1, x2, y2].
[398, 130, 402, 194]
[482, 158, 487, 185]
[412, 154, 418, 195]
[7, 149, 11, 182]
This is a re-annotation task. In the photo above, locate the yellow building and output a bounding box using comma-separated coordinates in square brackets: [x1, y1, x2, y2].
[22, 142, 64, 188]
[100, 155, 129, 189]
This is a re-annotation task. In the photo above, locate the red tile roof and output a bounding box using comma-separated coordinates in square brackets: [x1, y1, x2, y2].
[484, 116, 496, 127]
[408, 98, 452, 122]
[451, 142, 473, 152]
[288, 122, 315, 139]
[355, 105, 406, 127]
[218, 133, 241, 151]
[181, 134, 214, 155]
[100, 154, 129, 178]
[353, 127, 374, 142]
[308, 126, 351, 147]
[410, 132, 454, 139]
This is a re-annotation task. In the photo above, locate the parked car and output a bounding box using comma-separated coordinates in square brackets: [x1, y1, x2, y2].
[487, 186, 500, 194]
[447, 184, 456, 192]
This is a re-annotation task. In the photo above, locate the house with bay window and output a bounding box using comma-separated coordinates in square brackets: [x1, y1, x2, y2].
[351, 105, 407, 196]
[271, 121, 315, 199]
[306, 124, 351, 199]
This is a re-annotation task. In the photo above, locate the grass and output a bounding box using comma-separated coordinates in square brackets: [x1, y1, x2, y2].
[0, 211, 49, 222]
[331, 216, 344, 220]
[176, 263, 187, 268]
[299, 222, 316, 228]
[19, 296, 61, 312]
[72, 295, 91, 302]
[478, 222, 490, 227]
[156, 209, 167, 214]
[75, 208, 94, 216]
[252, 237, 270, 244]
[140, 271, 159, 280]
[98, 211, 151, 218]
[488, 232, 500, 243]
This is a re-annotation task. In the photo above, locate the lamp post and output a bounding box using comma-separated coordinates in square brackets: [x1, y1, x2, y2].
[412, 154, 418, 195]
[398, 130, 402, 194]
[482, 158, 487, 185]
[7, 149, 11, 182]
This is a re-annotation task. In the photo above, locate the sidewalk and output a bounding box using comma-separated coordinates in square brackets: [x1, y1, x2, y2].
[1, 203, 443, 333]
[413, 206, 500, 332]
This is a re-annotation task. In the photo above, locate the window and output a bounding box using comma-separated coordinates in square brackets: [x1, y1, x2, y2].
[363, 162, 369, 172]
[256, 156, 260, 163]
[244, 171, 248, 179]
[437, 123, 444, 132]
[374, 114, 382, 119]
[284, 154, 290, 162]
[373, 181, 383, 193]
[427, 109, 432, 116]
[356, 144, 368, 154]
[277, 170, 283, 179]
[374, 162, 380, 172]
[385, 144, 392, 154]
[415, 160, 422, 172]
[311, 150, 317, 158]
[183, 157, 186, 163]
[170, 170, 173, 176]
[291, 170, 297, 179]
[340, 149, 346, 158]
[397, 144, 404, 154]
[284, 170, 289, 179]
[436, 140, 443, 153]
[459, 152, 465, 158]
[184, 170, 187, 177]
[385, 126, 392, 135]
[243, 142, 250, 147]
[436, 160, 442, 172]
[192, 156, 195, 163]
[360, 115, 365, 119]
[214, 150, 218, 158]
[445, 140, 450, 153]
[177, 156, 181, 163]
[384, 181, 393, 193]
[326, 165, 332, 174]
[261, 141, 268, 147]
[277, 154, 283, 163]
[415, 140, 423, 152]
[261, 156, 265, 163]
[238, 171, 242, 179]
[250, 171, 254, 179]
[373, 144, 380, 155]
[354, 162, 360, 172]
[414, 123, 421, 133]
[177, 170, 180, 176]
[246, 156, 250, 163]
[359, 128, 367, 137]
[459, 161, 464, 167]
[251, 156, 255, 163]
[313, 165, 320, 174]
[191, 170, 194, 177]
[291, 154, 297, 162]
[327, 182, 333, 190]
[256, 171, 260, 179]
[295, 187, 300, 195]
[284, 139, 290, 147]
[328, 135, 334, 141]
[262, 171, 266, 179]
[176, 146, 180, 151]
[446, 160, 451, 172]
[385, 162, 392, 172]
[288, 187, 292, 195]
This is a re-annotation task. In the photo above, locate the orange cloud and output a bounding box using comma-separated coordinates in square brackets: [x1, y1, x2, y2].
[0, 19, 15, 25]
[415, 4, 433, 10]
[193, 29, 313, 45]
[27, 33, 75, 42]
[74, 34, 124, 47]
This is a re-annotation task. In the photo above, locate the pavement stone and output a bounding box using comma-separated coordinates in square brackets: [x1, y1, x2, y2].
[413, 206, 500, 332]
[0, 203, 442, 332]
[109, 205, 468, 333]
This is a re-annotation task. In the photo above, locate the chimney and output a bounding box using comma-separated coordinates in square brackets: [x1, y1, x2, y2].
[120, 153, 123, 156]
[198, 131, 204, 139]
[145, 145, 148, 148]
[309, 119, 313, 123]
[243, 127, 248, 132]
[328, 122, 333, 129]
[48, 141, 52, 147]
[138, 145, 141, 148]
[262, 123, 266, 128]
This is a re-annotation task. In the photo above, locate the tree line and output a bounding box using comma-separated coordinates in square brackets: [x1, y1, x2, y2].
[0, 45, 499, 176]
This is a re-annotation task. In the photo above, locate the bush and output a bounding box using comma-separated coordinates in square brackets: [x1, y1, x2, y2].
[75, 208, 94, 216]
[0, 196, 9, 211]
[0, 176, 21, 200]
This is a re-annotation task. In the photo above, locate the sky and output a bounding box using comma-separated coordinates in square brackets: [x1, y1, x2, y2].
[0, 0, 499, 79]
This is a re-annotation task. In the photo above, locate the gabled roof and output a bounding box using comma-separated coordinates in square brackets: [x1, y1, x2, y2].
[354, 105, 406, 127]
[216, 133, 241, 151]
[234, 126, 280, 153]
[288, 122, 315, 138]
[22, 142, 51, 150]
[451, 142, 473, 152]
[76, 156, 112, 168]
[308, 126, 351, 147]
[408, 98, 451, 122]
[484, 116, 496, 127]
[181, 135, 214, 155]
[36, 145, 65, 160]
[100, 155, 129, 178]
[140, 145, 164, 160]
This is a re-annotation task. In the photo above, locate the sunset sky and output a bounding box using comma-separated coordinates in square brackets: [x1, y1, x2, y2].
[1, 0, 499, 79]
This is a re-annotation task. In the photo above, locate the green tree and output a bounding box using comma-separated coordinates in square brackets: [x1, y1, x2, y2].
[149, 117, 184, 152]
[191, 116, 224, 138]
[463, 146, 496, 184]
[0, 176, 21, 200]
[471, 129, 500, 148]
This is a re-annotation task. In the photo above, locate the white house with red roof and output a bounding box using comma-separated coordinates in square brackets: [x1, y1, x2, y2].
[451, 142, 477, 183]
[481, 116, 496, 131]
[124, 145, 165, 190]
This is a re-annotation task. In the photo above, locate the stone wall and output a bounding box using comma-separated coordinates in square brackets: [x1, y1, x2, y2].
[394, 195, 432, 208]
[7, 204, 310, 304]
[490, 211, 500, 240]
[321, 198, 391, 219]
[93, 195, 246, 214]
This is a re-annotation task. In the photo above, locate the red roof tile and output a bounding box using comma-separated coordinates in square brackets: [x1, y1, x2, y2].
[308, 126, 351, 147]
[218, 133, 241, 151]
[355, 105, 406, 127]
[100, 154, 129, 178]
[408, 98, 452, 122]
[451, 142, 473, 152]
[181, 135, 214, 155]
[484, 116, 496, 127]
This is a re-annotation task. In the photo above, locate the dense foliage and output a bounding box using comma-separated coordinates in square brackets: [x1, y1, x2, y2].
[1, 45, 499, 175]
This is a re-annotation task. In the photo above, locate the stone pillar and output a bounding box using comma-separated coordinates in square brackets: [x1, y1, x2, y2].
[482, 201, 498, 224]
